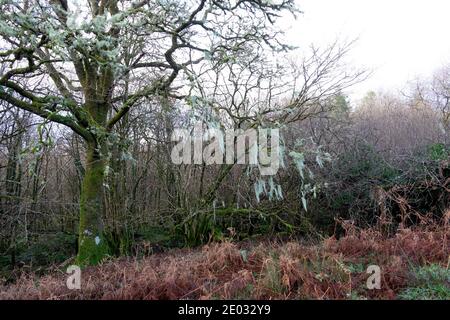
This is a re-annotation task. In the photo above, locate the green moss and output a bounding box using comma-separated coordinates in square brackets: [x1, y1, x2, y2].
[76, 143, 109, 266]
[76, 233, 109, 266]
[213, 208, 254, 217]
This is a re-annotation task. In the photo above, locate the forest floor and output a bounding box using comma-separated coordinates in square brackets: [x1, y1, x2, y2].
[0, 223, 449, 300]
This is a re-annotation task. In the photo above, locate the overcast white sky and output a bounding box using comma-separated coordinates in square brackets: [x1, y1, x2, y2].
[283, 0, 450, 101]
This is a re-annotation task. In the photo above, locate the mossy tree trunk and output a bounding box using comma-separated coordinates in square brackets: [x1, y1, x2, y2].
[76, 98, 110, 266]
[76, 141, 109, 266]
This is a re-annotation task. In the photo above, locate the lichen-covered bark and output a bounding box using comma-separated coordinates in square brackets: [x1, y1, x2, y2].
[76, 142, 109, 266]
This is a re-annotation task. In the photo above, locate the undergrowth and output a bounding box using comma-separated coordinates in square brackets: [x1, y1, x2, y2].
[0, 218, 448, 300]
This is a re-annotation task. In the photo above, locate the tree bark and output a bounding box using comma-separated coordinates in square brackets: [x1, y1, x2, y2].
[76, 142, 109, 266]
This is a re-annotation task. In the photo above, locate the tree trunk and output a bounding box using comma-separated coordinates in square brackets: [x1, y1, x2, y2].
[76, 142, 109, 266]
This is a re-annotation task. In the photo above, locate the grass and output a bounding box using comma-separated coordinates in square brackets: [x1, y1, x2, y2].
[398, 264, 450, 300]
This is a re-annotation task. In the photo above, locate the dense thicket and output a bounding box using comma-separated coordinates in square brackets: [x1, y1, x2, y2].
[1, 75, 449, 274]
